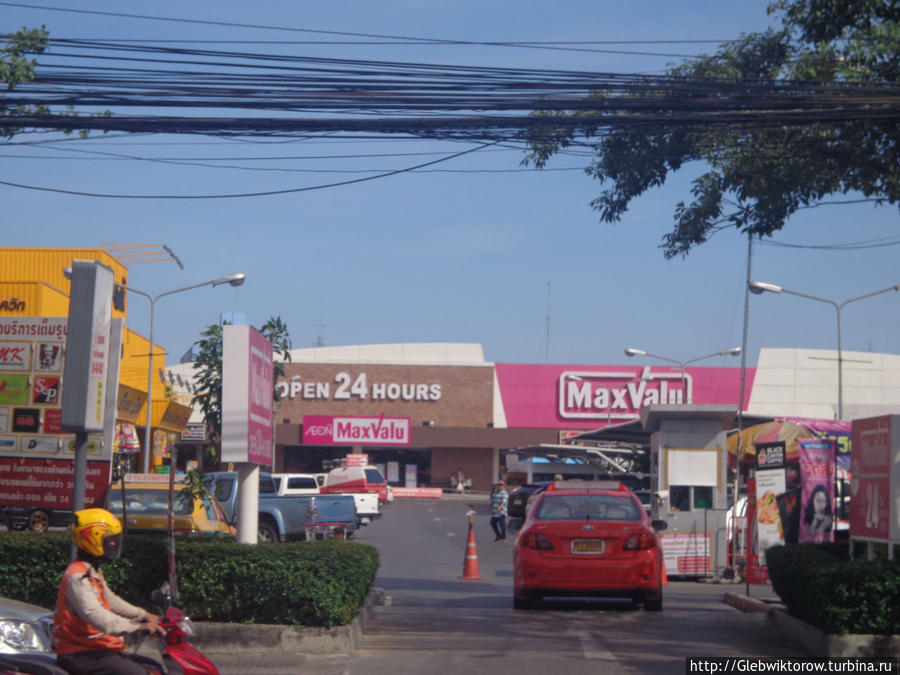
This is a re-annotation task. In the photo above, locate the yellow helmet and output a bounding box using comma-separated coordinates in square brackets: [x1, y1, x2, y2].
[72, 508, 123, 560]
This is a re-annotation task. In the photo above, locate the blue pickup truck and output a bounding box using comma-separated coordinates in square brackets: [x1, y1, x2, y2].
[205, 471, 357, 543]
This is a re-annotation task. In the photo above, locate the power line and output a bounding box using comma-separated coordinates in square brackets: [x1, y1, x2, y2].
[0, 140, 497, 198]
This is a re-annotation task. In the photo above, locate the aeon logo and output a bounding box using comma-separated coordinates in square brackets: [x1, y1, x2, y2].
[305, 424, 333, 438]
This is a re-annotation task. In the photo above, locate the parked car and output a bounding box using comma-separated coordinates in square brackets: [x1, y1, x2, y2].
[507, 481, 553, 531]
[108, 480, 236, 538]
[4, 505, 72, 533]
[319, 465, 390, 503]
[302, 494, 359, 540]
[512, 481, 667, 611]
[272, 473, 321, 496]
[206, 471, 358, 542]
[0, 595, 54, 655]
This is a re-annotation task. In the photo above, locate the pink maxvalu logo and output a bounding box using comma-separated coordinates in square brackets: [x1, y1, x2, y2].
[302, 414, 410, 446]
[557, 366, 687, 421]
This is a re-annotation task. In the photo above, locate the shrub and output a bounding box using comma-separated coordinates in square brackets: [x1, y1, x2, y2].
[766, 543, 900, 635]
[0, 532, 378, 628]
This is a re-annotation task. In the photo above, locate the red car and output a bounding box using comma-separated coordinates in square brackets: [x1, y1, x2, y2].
[513, 481, 667, 611]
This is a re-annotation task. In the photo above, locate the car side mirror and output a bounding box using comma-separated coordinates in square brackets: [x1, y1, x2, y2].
[651, 519, 668, 532]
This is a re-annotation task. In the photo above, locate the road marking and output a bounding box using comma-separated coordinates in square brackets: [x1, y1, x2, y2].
[446, 532, 457, 537]
[565, 628, 617, 662]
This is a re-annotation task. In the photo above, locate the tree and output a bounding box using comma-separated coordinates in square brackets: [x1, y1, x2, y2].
[524, 0, 900, 258]
[191, 317, 292, 465]
[2, 26, 109, 139]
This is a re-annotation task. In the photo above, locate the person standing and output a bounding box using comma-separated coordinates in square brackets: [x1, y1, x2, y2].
[490, 481, 509, 542]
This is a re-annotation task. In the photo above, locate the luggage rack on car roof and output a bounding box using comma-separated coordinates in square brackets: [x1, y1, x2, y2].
[547, 480, 628, 492]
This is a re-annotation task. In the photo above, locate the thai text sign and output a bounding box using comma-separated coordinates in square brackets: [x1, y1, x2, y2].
[222, 325, 274, 466]
[0, 456, 110, 509]
[850, 415, 899, 542]
[303, 414, 411, 446]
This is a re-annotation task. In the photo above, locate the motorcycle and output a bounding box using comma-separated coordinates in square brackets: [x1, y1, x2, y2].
[126, 584, 219, 675]
[0, 653, 68, 675]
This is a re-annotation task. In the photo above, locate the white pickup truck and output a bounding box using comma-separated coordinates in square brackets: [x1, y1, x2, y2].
[273, 473, 381, 525]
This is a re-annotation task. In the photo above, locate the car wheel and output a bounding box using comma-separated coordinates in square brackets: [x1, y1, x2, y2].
[257, 522, 278, 543]
[643, 594, 663, 612]
[27, 510, 50, 533]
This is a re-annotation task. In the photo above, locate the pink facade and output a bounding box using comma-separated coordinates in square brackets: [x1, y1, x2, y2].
[495, 363, 755, 430]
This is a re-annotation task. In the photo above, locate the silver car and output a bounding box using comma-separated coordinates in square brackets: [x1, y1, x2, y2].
[0, 596, 54, 655]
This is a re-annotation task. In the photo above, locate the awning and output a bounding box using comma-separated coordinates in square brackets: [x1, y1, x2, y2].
[510, 443, 640, 473]
[116, 384, 146, 424]
[574, 408, 773, 447]
[725, 418, 851, 465]
[150, 400, 193, 433]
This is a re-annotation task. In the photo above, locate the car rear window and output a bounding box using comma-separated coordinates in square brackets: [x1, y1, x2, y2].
[287, 477, 318, 490]
[109, 490, 192, 516]
[364, 468, 385, 483]
[535, 494, 641, 521]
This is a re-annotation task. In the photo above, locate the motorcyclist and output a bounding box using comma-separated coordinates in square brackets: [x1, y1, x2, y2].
[54, 508, 166, 675]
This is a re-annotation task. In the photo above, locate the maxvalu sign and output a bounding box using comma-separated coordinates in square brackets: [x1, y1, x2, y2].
[495, 363, 752, 428]
[302, 414, 411, 446]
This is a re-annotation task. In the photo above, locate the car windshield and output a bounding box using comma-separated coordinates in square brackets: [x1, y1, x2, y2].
[535, 494, 641, 521]
[109, 490, 192, 516]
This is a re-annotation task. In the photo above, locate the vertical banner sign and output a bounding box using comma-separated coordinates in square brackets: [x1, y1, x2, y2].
[798, 439, 835, 544]
[60, 261, 114, 432]
[754, 441, 786, 567]
[850, 416, 899, 542]
[222, 325, 274, 466]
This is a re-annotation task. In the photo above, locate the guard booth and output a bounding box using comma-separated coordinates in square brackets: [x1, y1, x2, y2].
[576, 404, 742, 579]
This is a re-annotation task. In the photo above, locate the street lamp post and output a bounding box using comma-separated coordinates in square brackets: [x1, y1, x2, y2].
[624, 347, 742, 403]
[129, 273, 246, 474]
[749, 281, 900, 420]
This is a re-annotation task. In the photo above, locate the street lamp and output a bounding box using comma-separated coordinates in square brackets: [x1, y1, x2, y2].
[749, 280, 900, 419]
[130, 273, 246, 473]
[624, 347, 742, 403]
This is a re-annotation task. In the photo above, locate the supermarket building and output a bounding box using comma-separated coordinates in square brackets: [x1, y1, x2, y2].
[2, 246, 900, 498]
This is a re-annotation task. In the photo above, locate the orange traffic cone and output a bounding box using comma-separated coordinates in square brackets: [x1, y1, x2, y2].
[459, 522, 482, 580]
[661, 559, 670, 585]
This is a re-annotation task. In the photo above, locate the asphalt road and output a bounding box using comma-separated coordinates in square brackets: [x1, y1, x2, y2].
[213, 496, 806, 675]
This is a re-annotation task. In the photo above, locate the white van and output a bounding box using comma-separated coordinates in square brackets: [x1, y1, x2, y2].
[320, 465, 390, 503]
[272, 473, 320, 496]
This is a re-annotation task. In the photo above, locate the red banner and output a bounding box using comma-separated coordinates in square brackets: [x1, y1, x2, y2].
[0, 457, 111, 509]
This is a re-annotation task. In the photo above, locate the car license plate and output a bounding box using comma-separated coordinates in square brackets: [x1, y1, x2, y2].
[572, 539, 605, 554]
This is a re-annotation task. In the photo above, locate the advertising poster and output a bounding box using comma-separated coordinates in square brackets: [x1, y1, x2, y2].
[744, 476, 769, 584]
[850, 416, 894, 541]
[387, 461, 400, 483]
[798, 439, 835, 544]
[0, 341, 31, 370]
[659, 532, 711, 575]
[755, 441, 787, 567]
[404, 463, 418, 488]
[0, 457, 111, 510]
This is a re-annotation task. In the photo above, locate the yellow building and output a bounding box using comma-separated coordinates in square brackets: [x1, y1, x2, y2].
[0, 247, 192, 474]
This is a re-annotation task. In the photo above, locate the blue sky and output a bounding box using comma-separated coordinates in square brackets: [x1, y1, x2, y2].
[2, 1, 898, 369]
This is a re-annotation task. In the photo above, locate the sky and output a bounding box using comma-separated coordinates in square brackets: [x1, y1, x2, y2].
[2, 1, 898, 371]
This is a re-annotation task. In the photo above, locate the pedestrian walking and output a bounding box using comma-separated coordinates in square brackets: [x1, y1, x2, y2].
[490, 481, 509, 542]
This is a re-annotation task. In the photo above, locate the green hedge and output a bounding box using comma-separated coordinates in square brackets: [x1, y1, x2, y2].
[0, 532, 379, 628]
[766, 543, 900, 635]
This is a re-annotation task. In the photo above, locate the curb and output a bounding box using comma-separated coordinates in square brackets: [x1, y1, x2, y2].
[723, 593, 900, 657]
[722, 592, 776, 614]
[192, 587, 385, 656]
